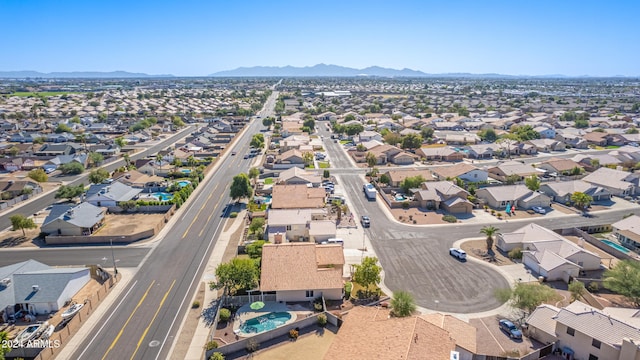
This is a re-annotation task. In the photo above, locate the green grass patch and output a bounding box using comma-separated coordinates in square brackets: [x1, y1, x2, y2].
[264, 178, 274, 185]
[339, 140, 350, 144]
[6, 91, 80, 97]
[318, 161, 330, 169]
[606, 145, 621, 149]
[305, 165, 315, 169]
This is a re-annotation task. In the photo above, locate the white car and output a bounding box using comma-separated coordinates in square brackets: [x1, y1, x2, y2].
[532, 206, 546, 214]
[449, 248, 467, 261]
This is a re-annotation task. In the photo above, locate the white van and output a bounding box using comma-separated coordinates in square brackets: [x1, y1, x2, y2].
[326, 238, 344, 246]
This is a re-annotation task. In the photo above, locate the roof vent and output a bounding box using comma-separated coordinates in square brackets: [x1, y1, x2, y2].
[32, 285, 39, 292]
[0, 278, 11, 288]
[66, 209, 74, 217]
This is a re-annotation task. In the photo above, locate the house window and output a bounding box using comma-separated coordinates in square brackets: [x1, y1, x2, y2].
[588, 355, 598, 360]
[566, 327, 575, 336]
[474, 173, 477, 178]
[592, 339, 601, 349]
[305, 290, 314, 298]
[286, 225, 292, 231]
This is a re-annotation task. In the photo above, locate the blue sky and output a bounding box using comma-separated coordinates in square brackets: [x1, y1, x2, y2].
[1, 0, 638, 76]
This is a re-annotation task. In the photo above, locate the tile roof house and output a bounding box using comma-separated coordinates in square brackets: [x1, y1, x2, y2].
[276, 167, 321, 186]
[527, 301, 640, 360]
[0, 180, 41, 198]
[0, 259, 90, 317]
[260, 243, 344, 302]
[413, 181, 472, 213]
[526, 138, 566, 152]
[41, 202, 106, 237]
[417, 146, 465, 162]
[381, 169, 434, 187]
[476, 184, 551, 210]
[431, 163, 488, 183]
[539, 180, 611, 205]
[611, 215, 640, 251]
[582, 167, 640, 197]
[113, 169, 167, 191]
[270, 184, 326, 209]
[324, 306, 475, 360]
[367, 144, 417, 165]
[464, 144, 495, 159]
[487, 161, 542, 182]
[572, 154, 622, 171]
[537, 158, 583, 175]
[266, 208, 326, 242]
[85, 182, 142, 208]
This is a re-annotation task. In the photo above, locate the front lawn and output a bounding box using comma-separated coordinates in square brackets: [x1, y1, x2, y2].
[339, 140, 350, 144]
[264, 178, 274, 185]
[318, 161, 330, 169]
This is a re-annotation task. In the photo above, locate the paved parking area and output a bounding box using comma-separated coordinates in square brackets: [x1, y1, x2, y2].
[471, 316, 544, 357]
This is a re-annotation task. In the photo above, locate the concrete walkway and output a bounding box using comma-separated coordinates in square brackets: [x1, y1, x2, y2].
[176, 209, 247, 360]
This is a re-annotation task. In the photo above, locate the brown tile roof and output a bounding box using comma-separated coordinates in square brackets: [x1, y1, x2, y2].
[260, 243, 344, 292]
[420, 313, 477, 353]
[384, 169, 434, 184]
[540, 158, 583, 172]
[431, 163, 481, 179]
[323, 307, 456, 360]
[270, 184, 326, 209]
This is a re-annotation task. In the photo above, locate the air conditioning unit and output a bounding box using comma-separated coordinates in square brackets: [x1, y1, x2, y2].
[32, 285, 40, 292]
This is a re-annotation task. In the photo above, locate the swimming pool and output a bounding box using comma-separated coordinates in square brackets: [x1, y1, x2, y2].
[152, 192, 174, 202]
[177, 180, 191, 187]
[240, 312, 292, 335]
[601, 239, 630, 253]
[180, 169, 192, 174]
[395, 194, 407, 201]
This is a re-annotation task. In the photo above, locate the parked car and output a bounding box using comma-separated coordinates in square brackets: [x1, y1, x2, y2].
[532, 206, 546, 214]
[449, 248, 467, 261]
[243, 154, 249, 159]
[231, 151, 237, 156]
[361, 215, 371, 228]
[499, 319, 522, 339]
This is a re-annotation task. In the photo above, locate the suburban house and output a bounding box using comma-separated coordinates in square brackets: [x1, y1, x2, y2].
[276, 167, 322, 186]
[260, 243, 344, 302]
[534, 126, 556, 139]
[357, 130, 383, 143]
[35, 143, 81, 156]
[417, 146, 465, 162]
[573, 154, 622, 171]
[527, 301, 640, 360]
[487, 161, 542, 182]
[41, 202, 106, 236]
[611, 215, 640, 251]
[367, 144, 417, 165]
[539, 180, 611, 205]
[45, 153, 89, 169]
[324, 306, 476, 360]
[430, 163, 488, 183]
[266, 208, 326, 242]
[583, 167, 640, 197]
[476, 184, 551, 210]
[555, 130, 589, 149]
[113, 169, 167, 191]
[278, 149, 306, 165]
[413, 181, 473, 213]
[381, 169, 433, 187]
[497, 223, 601, 282]
[85, 182, 142, 208]
[465, 144, 495, 159]
[537, 158, 583, 176]
[0, 259, 91, 318]
[0, 180, 41, 199]
[137, 159, 173, 177]
[270, 184, 326, 209]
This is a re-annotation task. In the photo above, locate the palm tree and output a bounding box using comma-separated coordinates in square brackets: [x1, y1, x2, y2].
[123, 153, 131, 167]
[480, 225, 499, 252]
[390, 291, 416, 317]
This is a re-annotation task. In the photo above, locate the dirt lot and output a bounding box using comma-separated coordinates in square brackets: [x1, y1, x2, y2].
[460, 239, 516, 266]
[253, 329, 336, 360]
[96, 213, 165, 236]
[389, 208, 450, 225]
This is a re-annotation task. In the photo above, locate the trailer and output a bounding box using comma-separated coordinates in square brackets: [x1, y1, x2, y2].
[363, 183, 377, 201]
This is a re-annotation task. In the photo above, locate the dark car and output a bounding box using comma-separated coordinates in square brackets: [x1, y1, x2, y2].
[231, 151, 237, 156]
[499, 319, 523, 339]
[361, 215, 371, 228]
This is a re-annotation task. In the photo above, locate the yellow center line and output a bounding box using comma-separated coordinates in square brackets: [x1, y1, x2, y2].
[129, 279, 176, 360]
[102, 281, 155, 360]
[183, 183, 219, 238]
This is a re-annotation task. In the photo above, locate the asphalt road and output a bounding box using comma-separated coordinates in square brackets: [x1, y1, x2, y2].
[69, 92, 278, 360]
[0, 128, 194, 231]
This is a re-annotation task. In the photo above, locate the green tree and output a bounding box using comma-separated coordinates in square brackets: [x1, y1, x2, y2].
[344, 114, 356, 122]
[8, 146, 20, 156]
[55, 123, 72, 133]
[59, 162, 85, 175]
[569, 166, 583, 176]
[383, 132, 403, 146]
[505, 174, 521, 185]
[400, 175, 426, 193]
[626, 127, 639, 134]
[28, 168, 48, 182]
[478, 128, 497, 142]
[390, 290, 416, 317]
[303, 151, 314, 167]
[55, 184, 85, 201]
[420, 126, 434, 140]
[480, 225, 499, 251]
[344, 123, 364, 136]
[379, 173, 390, 185]
[246, 240, 268, 259]
[568, 281, 586, 302]
[495, 282, 559, 315]
[187, 156, 198, 168]
[172, 115, 185, 127]
[250, 134, 265, 149]
[115, 137, 126, 148]
[323, 169, 330, 179]
[249, 217, 265, 235]
[262, 117, 273, 129]
[366, 152, 377, 169]
[590, 158, 600, 169]
[401, 133, 423, 150]
[604, 260, 640, 306]
[524, 175, 540, 191]
[89, 168, 110, 184]
[0, 330, 10, 357]
[10, 214, 37, 237]
[510, 125, 540, 141]
[571, 191, 593, 210]
[575, 119, 589, 128]
[303, 118, 315, 129]
[230, 173, 252, 201]
[353, 256, 381, 297]
[89, 152, 104, 167]
[214, 258, 259, 295]
[248, 167, 260, 185]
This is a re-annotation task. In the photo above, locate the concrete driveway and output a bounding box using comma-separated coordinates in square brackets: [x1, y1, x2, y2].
[471, 316, 544, 357]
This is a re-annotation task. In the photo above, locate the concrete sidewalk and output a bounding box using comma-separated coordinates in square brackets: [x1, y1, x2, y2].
[176, 209, 247, 360]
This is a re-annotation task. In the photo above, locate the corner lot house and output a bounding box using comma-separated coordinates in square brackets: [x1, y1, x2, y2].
[582, 167, 640, 197]
[527, 301, 640, 360]
[476, 184, 551, 210]
[260, 243, 344, 302]
[85, 182, 142, 207]
[539, 180, 611, 205]
[413, 181, 472, 213]
[611, 215, 640, 251]
[41, 202, 106, 236]
[431, 163, 488, 183]
[0, 259, 90, 317]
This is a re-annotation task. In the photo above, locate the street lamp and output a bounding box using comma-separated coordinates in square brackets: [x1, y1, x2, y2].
[110, 238, 118, 275]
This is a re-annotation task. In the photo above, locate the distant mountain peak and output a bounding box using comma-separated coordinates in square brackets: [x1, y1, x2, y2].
[0, 70, 174, 79]
[210, 64, 428, 77]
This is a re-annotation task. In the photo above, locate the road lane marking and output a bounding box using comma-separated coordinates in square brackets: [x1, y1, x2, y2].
[129, 279, 176, 360]
[101, 281, 155, 360]
[182, 185, 218, 238]
[78, 280, 139, 360]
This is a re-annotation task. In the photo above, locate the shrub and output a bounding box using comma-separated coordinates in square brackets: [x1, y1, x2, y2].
[314, 302, 324, 312]
[344, 282, 352, 299]
[28, 168, 48, 182]
[317, 313, 327, 327]
[246, 338, 259, 353]
[508, 247, 523, 260]
[205, 340, 218, 351]
[588, 282, 600, 293]
[230, 212, 238, 218]
[442, 215, 457, 223]
[219, 308, 231, 322]
[192, 301, 200, 309]
[289, 328, 299, 339]
[497, 212, 502, 218]
[402, 201, 410, 210]
[209, 352, 225, 360]
[491, 209, 495, 215]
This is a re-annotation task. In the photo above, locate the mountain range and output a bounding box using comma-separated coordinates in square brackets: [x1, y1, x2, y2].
[0, 71, 174, 79]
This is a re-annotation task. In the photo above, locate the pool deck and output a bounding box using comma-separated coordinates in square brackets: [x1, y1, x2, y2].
[233, 302, 314, 337]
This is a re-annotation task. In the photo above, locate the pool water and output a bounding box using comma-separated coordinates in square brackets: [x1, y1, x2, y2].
[177, 180, 191, 187]
[180, 169, 192, 174]
[395, 194, 407, 201]
[240, 312, 291, 335]
[153, 192, 174, 202]
[601, 239, 630, 253]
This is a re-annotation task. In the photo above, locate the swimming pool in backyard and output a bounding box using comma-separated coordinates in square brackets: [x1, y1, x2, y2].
[239, 312, 292, 335]
[177, 180, 191, 187]
[601, 239, 630, 253]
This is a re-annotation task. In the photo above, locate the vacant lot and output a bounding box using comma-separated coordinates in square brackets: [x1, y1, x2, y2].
[253, 329, 336, 360]
[97, 213, 165, 236]
[390, 208, 450, 225]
